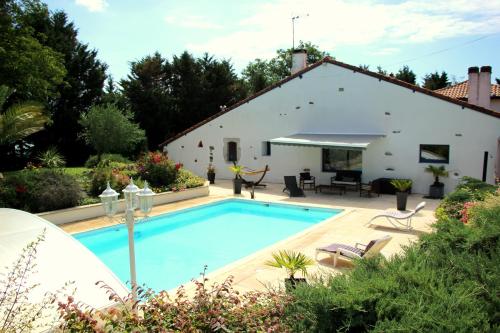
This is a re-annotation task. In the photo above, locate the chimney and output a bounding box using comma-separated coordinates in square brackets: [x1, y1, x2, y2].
[478, 66, 491, 109]
[291, 49, 307, 75]
[467, 66, 479, 105]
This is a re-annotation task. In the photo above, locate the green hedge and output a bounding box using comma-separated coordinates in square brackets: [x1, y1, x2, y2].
[285, 179, 500, 332]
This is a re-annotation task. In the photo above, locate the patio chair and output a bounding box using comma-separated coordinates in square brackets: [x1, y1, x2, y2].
[299, 172, 316, 190]
[367, 202, 426, 230]
[283, 176, 305, 197]
[315, 235, 392, 267]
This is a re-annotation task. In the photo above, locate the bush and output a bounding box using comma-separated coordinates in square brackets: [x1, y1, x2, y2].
[84, 153, 131, 168]
[0, 169, 82, 213]
[285, 181, 500, 332]
[173, 168, 205, 190]
[89, 164, 132, 197]
[136, 151, 178, 189]
[57, 270, 292, 332]
[435, 177, 497, 220]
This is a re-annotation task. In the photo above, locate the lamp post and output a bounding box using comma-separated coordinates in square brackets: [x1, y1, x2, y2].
[99, 178, 154, 301]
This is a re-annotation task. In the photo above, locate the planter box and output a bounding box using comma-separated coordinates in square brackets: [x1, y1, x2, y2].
[38, 181, 210, 225]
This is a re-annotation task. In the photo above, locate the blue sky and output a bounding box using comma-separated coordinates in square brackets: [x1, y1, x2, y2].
[45, 0, 500, 84]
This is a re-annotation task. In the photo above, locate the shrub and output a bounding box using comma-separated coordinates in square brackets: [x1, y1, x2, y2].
[89, 165, 131, 197]
[37, 147, 65, 168]
[136, 152, 178, 189]
[173, 168, 205, 190]
[84, 153, 131, 168]
[58, 270, 292, 332]
[0, 169, 81, 213]
[285, 181, 500, 332]
[435, 177, 497, 220]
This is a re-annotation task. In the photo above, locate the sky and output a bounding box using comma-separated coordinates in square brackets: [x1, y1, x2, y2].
[45, 0, 500, 84]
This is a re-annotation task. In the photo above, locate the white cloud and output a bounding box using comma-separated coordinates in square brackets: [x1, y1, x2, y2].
[369, 48, 400, 56]
[186, 0, 500, 66]
[165, 15, 222, 30]
[75, 0, 108, 12]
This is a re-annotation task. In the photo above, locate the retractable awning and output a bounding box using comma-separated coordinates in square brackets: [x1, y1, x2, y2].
[270, 133, 385, 150]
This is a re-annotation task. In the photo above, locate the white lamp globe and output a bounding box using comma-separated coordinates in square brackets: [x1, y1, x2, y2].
[99, 182, 119, 217]
[137, 180, 155, 216]
[122, 178, 140, 210]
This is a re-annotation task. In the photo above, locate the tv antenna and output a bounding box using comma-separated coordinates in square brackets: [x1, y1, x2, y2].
[291, 14, 309, 50]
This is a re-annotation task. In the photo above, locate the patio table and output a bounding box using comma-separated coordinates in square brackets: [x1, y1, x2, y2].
[315, 184, 345, 195]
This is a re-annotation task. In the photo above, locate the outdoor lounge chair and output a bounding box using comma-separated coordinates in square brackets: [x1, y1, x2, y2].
[283, 176, 305, 197]
[315, 235, 392, 267]
[367, 202, 426, 230]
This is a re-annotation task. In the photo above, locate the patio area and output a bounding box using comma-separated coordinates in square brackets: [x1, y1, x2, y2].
[60, 180, 440, 293]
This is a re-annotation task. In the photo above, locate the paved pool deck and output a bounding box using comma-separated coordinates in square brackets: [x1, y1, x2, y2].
[60, 180, 440, 293]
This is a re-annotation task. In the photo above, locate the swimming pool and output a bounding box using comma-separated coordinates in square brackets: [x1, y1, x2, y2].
[75, 199, 341, 291]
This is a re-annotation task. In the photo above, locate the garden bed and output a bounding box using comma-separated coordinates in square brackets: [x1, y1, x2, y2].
[37, 181, 209, 225]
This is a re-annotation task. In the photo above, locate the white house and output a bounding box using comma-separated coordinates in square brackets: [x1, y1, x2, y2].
[161, 53, 500, 194]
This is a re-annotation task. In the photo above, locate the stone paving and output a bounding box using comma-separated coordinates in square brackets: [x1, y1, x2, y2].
[60, 180, 440, 293]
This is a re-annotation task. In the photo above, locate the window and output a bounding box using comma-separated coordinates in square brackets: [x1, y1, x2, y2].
[419, 144, 449, 164]
[262, 141, 271, 156]
[322, 148, 362, 172]
[227, 141, 237, 162]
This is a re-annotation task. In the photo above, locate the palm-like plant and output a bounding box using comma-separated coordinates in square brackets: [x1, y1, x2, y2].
[229, 164, 244, 179]
[38, 147, 66, 168]
[265, 250, 314, 280]
[390, 179, 412, 192]
[0, 85, 49, 145]
[425, 165, 448, 185]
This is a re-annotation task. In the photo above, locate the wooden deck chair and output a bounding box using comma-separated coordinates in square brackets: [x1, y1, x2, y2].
[315, 235, 392, 267]
[367, 202, 426, 230]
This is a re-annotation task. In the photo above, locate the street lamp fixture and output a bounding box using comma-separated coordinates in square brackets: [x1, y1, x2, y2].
[99, 178, 154, 302]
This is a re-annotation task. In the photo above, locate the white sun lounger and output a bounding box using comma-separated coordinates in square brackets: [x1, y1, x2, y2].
[315, 235, 392, 267]
[367, 201, 426, 230]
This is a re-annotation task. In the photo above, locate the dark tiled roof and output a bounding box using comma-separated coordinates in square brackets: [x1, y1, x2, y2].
[160, 57, 500, 146]
[435, 80, 500, 99]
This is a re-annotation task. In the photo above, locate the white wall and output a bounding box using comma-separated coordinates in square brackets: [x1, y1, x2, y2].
[166, 63, 500, 194]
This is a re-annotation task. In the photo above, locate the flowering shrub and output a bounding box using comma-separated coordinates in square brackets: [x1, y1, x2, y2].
[136, 152, 178, 189]
[57, 269, 292, 332]
[460, 201, 478, 224]
[89, 162, 133, 197]
[0, 169, 81, 213]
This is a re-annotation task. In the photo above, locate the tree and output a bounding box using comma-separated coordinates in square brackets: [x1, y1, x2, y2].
[17, 2, 107, 164]
[0, 0, 66, 102]
[496, 78, 500, 85]
[242, 41, 329, 94]
[359, 64, 370, 70]
[0, 85, 49, 146]
[422, 71, 450, 90]
[79, 104, 145, 159]
[122, 51, 246, 148]
[376, 66, 388, 75]
[395, 66, 417, 85]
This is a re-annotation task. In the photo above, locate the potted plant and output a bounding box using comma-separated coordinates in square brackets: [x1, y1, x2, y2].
[390, 179, 412, 211]
[207, 164, 216, 184]
[229, 164, 243, 194]
[425, 165, 448, 199]
[265, 250, 314, 290]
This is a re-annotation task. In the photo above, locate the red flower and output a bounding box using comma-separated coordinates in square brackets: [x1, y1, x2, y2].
[175, 162, 183, 170]
[460, 201, 477, 224]
[15, 185, 27, 193]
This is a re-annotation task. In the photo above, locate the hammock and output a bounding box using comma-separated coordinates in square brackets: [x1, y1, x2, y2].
[238, 165, 270, 187]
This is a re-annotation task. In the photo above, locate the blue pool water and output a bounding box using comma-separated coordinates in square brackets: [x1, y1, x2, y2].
[75, 199, 341, 291]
